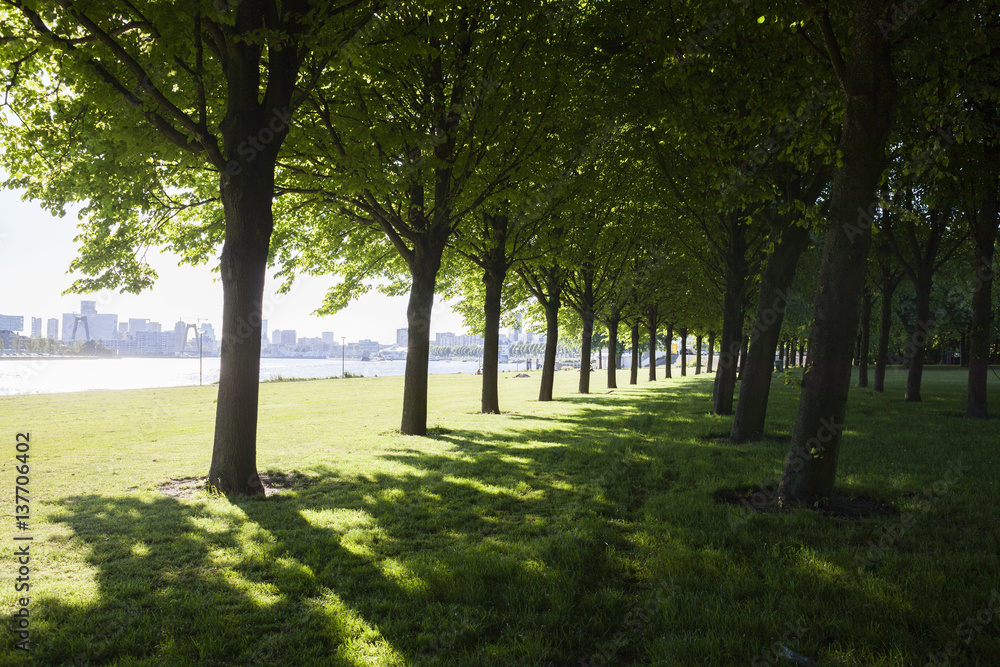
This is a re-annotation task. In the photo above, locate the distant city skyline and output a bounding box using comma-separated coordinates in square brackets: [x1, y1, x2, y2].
[0, 297, 517, 347]
[1, 186, 474, 344]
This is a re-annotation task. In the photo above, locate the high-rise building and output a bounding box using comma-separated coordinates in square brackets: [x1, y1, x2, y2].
[128, 318, 150, 334]
[298, 336, 325, 352]
[47, 318, 59, 340]
[62, 301, 117, 342]
[281, 330, 297, 346]
[30, 317, 42, 338]
[323, 331, 335, 346]
[199, 323, 217, 354]
[433, 332, 482, 348]
[396, 328, 408, 347]
[0, 315, 24, 332]
[135, 331, 176, 355]
[272, 330, 282, 346]
[174, 321, 188, 352]
[118, 322, 129, 336]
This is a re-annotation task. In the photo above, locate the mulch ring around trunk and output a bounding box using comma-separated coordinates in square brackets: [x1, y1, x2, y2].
[158, 470, 317, 499]
[713, 484, 900, 519]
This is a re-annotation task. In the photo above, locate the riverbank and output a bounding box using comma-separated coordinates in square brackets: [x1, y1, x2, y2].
[0, 356, 534, 395]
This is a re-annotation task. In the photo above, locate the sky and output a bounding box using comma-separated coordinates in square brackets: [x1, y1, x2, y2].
[0, 188, 471, 344]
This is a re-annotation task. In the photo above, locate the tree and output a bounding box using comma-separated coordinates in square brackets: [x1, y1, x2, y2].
[857, 284, 873, 387]
[889, 0, 1000, 416]
[454, 207, 550, 413]
[880, 186, 967, 402]
[591, 328, 607, 371]
[562, 189, 634, 394]
[444, 20, 580, 412]
[730, 163, 826, 442]
[277, 1, 560, 434]
[964, 152, 1000, 417]
[777, 0, 899, 508]
[871, 227, 904, 392]
[0, 0, 372, 495]
[519, 260, 564, 401]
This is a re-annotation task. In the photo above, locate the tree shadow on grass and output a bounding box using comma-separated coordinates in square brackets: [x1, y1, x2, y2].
[264, 458, 668, 664]
[13, 443, 682, 666]
[16, 375, 993, 665]
[373, 408, 952, 663]
[20, 494, 369, 666]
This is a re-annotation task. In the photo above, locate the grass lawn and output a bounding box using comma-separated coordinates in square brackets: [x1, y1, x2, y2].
[2, 367, 999, 665]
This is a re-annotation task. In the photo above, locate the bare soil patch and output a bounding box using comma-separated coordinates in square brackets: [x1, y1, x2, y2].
[157, 470, 316, 498]
[713, 484, 899, 519]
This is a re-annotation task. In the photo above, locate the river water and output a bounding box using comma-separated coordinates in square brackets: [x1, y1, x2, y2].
[0, 357, 528, 395]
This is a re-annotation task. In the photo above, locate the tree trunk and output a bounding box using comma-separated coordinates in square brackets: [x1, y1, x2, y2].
[579, 309, 594, 394]
[209, 167, 275, 497]
[858, 288, 872, 387]
[737, 329, 749, 379]
[778, 0, 896, 507]
[695, 334, 703, 374]
[873, 278, 896, 392]
[665, 323, 673, 378]
[967, 177, 999, 417]
[731, 223, 810, 442]
[539, 292, 561, 402]
[904, 277, 933, 402]
[481, 264, 504, 414]
[713, 229, 746, 414]
[400, 244, 445, 435]
[630, 322, 640, 384]
[647, 306, 657, 381]
[607, 315, 620, 389]
[207, 25, 303, 495]
[707, 331, 715, 373]
[679, 327, 687, 377]
[712, 293, 740, 413]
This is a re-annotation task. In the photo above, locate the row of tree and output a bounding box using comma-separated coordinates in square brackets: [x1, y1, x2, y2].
[0, 1, 996, 505]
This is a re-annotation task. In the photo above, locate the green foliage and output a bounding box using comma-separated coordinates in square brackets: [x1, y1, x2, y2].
[0, 1, 369, 295]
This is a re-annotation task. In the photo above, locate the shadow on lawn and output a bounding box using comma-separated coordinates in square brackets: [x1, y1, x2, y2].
[14, 375, 990, 665]
[24, 460, 665, 665]
[28, 493, 377, 666]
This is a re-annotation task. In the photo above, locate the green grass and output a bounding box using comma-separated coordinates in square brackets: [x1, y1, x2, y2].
[2, 368, 999, 665]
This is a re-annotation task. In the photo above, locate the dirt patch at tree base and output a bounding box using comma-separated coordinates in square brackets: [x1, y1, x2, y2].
[157, 477, 206, 498]
[713, 484, 899, 519]
[158, 470, 316, 498]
